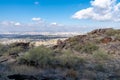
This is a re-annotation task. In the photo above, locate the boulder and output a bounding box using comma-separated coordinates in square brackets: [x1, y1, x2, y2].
[101, 37, 112, 44]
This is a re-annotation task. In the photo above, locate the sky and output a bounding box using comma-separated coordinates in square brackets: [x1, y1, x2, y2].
[0, 0, 120, 32]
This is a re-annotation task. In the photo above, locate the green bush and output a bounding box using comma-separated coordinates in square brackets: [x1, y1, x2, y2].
[82, 43, 99, 53]
[93, 50, 110, 60]
[0, 44, 9, 56]
[55, 49, 86, 68]
[95, 63, 106, 72]
[7, 46, 25, 55]
[73, 44, 83, 51]
[68, 37, 79, 46]
[115, 34, 120, 40]
[0, 43, 29, 56]
[19, 46, 55, 67]
[74, 43, 99, 54]
[105, 29, 120, 36]
[19, 47, 86, 69]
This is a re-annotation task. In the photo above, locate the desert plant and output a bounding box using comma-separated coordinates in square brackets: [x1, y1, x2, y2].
[19, 46, 55, 68]
[7, 46, 25, 55]
[68, 37, 79, 46]
[81, 43, 99, 53]
[93, 50, 110, 60]
[74, 42, 99, 54]
[115, 34, 120, 40]
[0, 44, 6, 55]
[55, 49, 86, 68]
[105, 29, 120, 36]
[95, 63, 106, 72]
[19, 47, 86, 69]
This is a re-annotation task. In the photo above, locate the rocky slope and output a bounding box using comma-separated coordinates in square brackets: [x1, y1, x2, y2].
[54, 28, 120, 54]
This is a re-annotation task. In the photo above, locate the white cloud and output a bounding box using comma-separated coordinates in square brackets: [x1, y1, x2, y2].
[72, 0, 120, 22]
[32, 17, 41, 21]
[14, 22, 21, 26]
[91, 0, 115, 9]
[0, 21, 21, 26]
[51, 22, 57, 26]
[50, 22, 63, 27]
[31, 17, 46, 27]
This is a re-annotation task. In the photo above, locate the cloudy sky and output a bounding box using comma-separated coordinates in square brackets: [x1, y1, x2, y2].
[0, 0, 120, 32]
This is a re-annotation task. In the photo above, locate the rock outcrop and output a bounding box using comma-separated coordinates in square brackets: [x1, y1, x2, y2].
[53, 28, 120, 54]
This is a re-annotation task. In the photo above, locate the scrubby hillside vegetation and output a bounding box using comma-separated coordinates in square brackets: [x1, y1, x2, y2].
[0, 28, 120, 80]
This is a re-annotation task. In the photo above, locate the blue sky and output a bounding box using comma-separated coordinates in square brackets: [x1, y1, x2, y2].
[0, 0, 120, 32]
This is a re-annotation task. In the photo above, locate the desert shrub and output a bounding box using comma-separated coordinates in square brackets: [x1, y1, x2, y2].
[0, 44, 7, 55]
[81, 43, 99, 53]
[68, 37, 79, 46]
[115, 34, 120, 40]
[55, 49, 86, 68]
[74, 43, 99, 54]
[94, 38, 102, 44]
[93, 50, 110, 60]
[0, 43, 29, 56]
[95, 64, 106, 72]
[7, 46, 25, 55]
[73, 44, 83, 51]
[105, 29, 120, 36]
[19, 47, 86, 69]
[19, 46, 55, 68]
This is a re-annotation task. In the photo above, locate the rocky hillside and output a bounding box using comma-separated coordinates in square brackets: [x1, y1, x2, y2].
[54, 28, 120, 55]
[0, 28, 120, 80]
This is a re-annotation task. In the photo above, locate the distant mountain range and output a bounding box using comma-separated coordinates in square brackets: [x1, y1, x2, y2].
[0, 32, 82, 35]
[0, 32, 82, 39]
